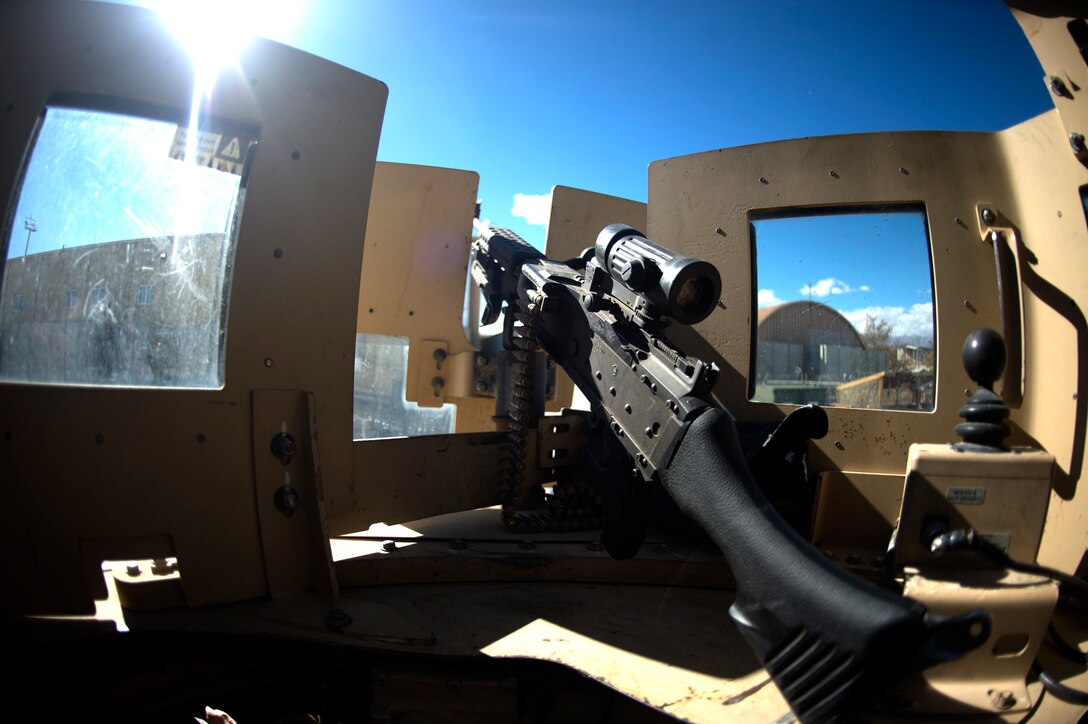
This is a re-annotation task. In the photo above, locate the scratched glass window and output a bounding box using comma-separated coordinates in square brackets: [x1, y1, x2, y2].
[750, 207, 935, 411]
[353, 334, 456, 440]
[0, 105, 253, 387]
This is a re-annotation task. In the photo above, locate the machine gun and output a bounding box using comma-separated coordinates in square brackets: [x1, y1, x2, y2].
[471, 221, 992, 722]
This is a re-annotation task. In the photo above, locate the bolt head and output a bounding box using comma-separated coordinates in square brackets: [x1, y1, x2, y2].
[432, 348, 447, 362]
[475, 380, 489, 393]
[1070, 132, 1086, 153]
[980, 208, 996, 225]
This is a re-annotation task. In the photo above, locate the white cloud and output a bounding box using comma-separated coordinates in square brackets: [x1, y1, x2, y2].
[800, 277, 869, 297]
[511, 192, 552, 228]
[842, 302, 934, 339]
[757, 289, 785, 308]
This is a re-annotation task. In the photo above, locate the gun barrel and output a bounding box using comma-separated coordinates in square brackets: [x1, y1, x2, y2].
[595, 224, 721, 325]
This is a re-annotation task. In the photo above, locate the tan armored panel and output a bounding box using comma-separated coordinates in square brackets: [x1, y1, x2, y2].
[544, 186, 647, 410]
[1010, 4, 1088, 165]
[0, 1, 387, 612]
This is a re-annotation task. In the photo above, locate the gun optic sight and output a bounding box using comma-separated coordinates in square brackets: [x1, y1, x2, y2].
[595, 224, 722, 325]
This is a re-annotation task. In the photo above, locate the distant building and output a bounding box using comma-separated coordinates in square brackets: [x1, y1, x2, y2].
[0, 233, 227, 386]
[755, 301, 884, 385]
[753, 301, 933, 410]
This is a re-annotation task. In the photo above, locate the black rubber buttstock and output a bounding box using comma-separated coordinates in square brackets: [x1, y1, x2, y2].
[661, 408, 929, 721]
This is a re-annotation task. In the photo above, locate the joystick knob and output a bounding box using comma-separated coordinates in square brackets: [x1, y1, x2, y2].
[954, 329, 1010, 451]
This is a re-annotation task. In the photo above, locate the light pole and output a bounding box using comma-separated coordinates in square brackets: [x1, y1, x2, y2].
[23, 216, 37, 257]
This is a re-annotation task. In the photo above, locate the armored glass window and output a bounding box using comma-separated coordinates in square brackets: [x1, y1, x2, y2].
[750, 207, 935, 411]
[0, 103, 254, 387]
[353, 333, 455, 440]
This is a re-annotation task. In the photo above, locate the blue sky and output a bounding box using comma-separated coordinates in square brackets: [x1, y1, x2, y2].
[99, 0, 1051, 246]
[8, 0, 1055, 340]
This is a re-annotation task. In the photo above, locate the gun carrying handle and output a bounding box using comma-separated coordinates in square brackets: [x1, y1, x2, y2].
[660, 408, 985, 720]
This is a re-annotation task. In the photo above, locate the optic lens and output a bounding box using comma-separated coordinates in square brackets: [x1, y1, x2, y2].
[674, 275, 713, 320]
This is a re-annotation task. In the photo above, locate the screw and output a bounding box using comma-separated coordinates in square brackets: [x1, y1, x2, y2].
[834, 440, 844, 450]
[898, 167, 909, 175]
[475, 380, 489, 394]
[715, 226, 727, 236]
[449, 539, 468, 551]
[476, 355, 488, 367]
[759, 176, 769, 185]
[828, 169, 839, 178]
[432, 376, 445, 391]
[610, 364, 618, 377]
[324, 608, 352, 631]
[991, 691, 1016, 710]
[546, 384, 555, 395]
[980, 208, 996, 225]
[273, 248, 284, 258]
[433, 348, 447, 362]
[1071, 132, 1086, 154]
[126, 563, 142, 576]
[264, 357, 273, 367]
[624, 404, 632, 414]
[382, 540, 397, 552]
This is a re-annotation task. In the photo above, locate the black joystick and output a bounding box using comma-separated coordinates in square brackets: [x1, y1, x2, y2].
[953, 328, 1010, 451]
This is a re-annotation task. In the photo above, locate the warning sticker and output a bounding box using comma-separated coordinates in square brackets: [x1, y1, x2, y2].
[168, 125, 254, 175]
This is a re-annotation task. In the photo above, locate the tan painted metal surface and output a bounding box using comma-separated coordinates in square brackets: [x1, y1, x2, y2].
[0, 1, 387, 611]
[896, 443, 1054, 566]
[902, 569, 1058, 716]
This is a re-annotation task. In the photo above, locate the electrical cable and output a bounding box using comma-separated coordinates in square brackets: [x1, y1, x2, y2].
[928, 528, 1088, 601]
[1037, 666, 1088, 705]
[1048, 623, 1088, 665]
